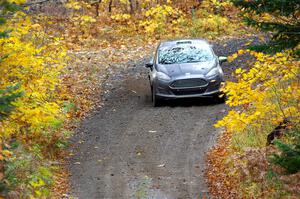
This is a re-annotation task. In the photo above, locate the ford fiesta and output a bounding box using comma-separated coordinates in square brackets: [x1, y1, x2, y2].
[145, 39, 227, 106]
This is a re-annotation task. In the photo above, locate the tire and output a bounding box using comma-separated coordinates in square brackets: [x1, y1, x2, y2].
[151, 87, 161, 107]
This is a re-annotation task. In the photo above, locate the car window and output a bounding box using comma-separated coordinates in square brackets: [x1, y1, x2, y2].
[158, 44, 214, 65]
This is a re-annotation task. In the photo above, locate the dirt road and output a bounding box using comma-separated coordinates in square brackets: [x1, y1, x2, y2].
[69, 37, 260, 199]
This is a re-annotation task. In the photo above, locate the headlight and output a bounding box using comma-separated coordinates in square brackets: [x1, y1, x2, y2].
[156, 72, 171, 81]
[206, 67, 219, 78]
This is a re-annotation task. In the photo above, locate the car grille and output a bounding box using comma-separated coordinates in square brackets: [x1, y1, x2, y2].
[170, 78, 208, 89]
[172, 87, 207, 95]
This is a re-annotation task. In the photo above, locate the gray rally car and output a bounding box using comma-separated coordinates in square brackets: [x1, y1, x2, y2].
[145, 39, 227, 106]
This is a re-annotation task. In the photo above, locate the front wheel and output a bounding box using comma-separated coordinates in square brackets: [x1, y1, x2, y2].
[151, 87, 161, 107]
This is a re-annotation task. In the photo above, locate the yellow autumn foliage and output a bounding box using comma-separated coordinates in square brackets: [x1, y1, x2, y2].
[139, 5, 186, 35]
[7, 0, 26, 5]
[111, 13, 131, 22]
[65, 0, 83, 10]
[190, 13, 231, 39]
[73, 15, 96, 24]
[215, 50, 300, 135]
[0, 13, 67, 138]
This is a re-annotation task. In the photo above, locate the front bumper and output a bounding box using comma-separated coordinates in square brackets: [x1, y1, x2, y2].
[154, 75, 223, 99]
[156, 89, 221, 99]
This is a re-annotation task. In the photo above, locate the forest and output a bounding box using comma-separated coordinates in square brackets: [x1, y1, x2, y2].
[0, 0, 299, 198]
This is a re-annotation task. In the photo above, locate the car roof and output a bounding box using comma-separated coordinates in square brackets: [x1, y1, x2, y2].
[159, 39, 210, 49]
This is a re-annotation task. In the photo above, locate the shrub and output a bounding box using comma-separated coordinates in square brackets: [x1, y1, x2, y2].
[2, 142, 54, 198]
[270, 129, 300, 174]
[216, 51, 300, 133]
[189, 14, 231, 38]
[0, 13, 67, 139]
[213, 50, 300, 197]
[0, 2, 68, 198]
[139, 5, 186, 35]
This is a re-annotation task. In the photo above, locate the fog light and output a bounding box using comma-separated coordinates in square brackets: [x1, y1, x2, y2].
[220, 82, 225, 90]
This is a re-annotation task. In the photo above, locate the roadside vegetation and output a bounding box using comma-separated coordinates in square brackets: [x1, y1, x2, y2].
[0, 0, 298, 198]
[207, 0, 300, 198]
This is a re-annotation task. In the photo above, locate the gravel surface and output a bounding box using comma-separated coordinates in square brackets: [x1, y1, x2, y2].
[69, 36, 262, 199]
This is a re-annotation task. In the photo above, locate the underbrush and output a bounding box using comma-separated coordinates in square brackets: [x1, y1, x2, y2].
[207, 50, 300, 198]
[189, 5, 242, 40]
[0, 5, 76, 198]
[37, 0, 248, 50]
[231, 126, 270, 150]
[2, 142, 54, 198]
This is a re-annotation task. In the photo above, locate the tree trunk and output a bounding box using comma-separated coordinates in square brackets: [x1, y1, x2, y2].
[135, 0, 139, 12]
[129, 0, 134, 14]
[94, 0, 102, 17]
[108, 0, 113, 13]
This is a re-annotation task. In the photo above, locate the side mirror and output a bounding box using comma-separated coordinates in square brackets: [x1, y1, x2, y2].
[219, 56, 227, 64]
[145, 62, 153, 68]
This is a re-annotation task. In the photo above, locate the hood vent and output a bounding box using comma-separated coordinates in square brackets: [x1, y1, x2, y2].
[176, 41, 192, 45]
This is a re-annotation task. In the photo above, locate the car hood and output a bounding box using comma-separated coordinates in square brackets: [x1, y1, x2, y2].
[157, 60, 217, 78]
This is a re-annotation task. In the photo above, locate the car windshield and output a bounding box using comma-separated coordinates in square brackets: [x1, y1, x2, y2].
[158, 44, 214, 65]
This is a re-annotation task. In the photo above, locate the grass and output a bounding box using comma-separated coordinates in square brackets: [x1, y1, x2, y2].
[231, 126, 273, 151]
